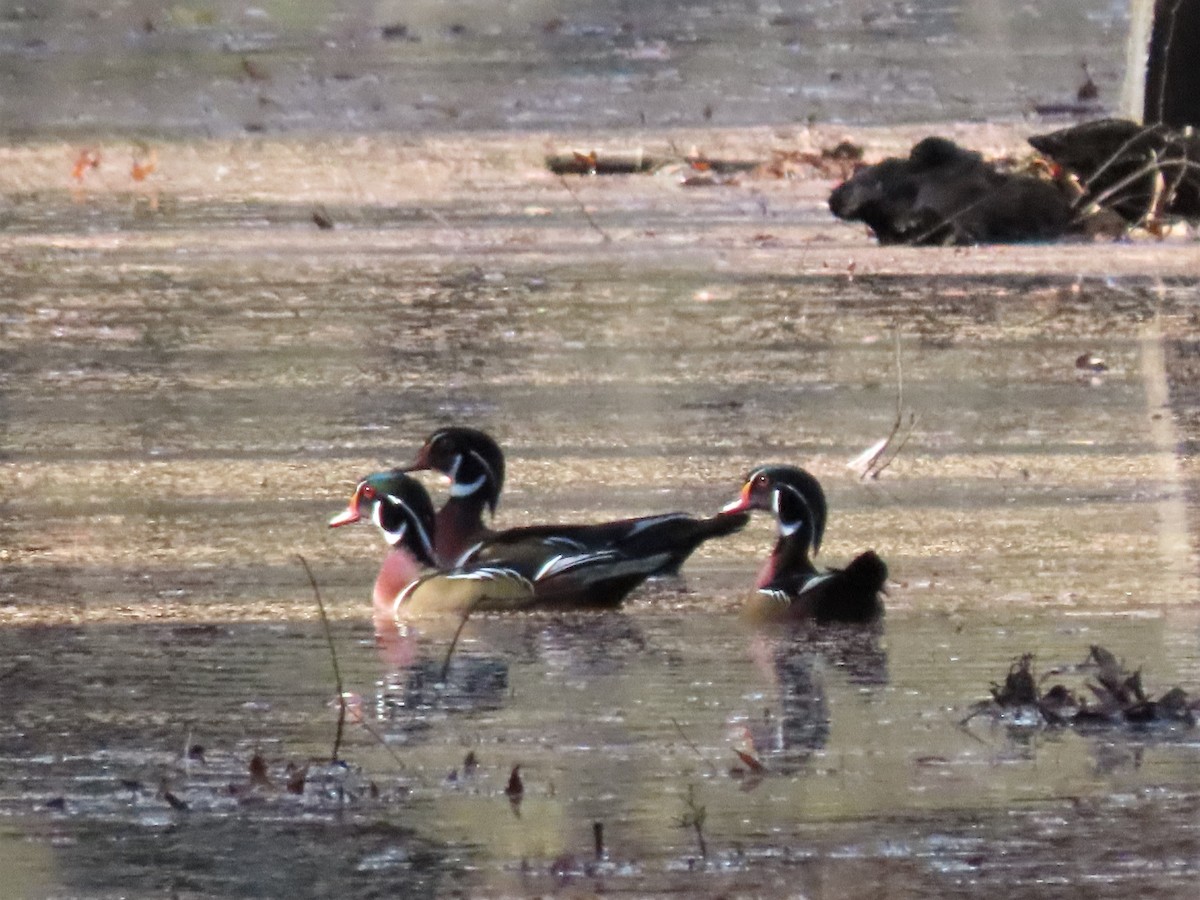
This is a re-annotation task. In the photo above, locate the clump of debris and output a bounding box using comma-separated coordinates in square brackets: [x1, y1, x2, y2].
[963, 646, 1197, 729]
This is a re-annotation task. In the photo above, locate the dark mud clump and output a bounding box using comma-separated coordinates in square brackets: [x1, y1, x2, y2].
[828, 136, 1075, 245]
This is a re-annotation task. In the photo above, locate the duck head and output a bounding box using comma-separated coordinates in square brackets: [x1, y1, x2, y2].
[723, 465, 828, 554]
[404, 426, 505, 516]
[329, 469, 439, 567]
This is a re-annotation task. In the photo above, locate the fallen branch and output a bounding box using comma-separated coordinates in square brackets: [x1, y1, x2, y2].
[546, 149, 658, 175]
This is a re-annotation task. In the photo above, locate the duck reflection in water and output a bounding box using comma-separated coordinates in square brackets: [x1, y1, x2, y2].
[376, 631, 509, 717]
[738, 624, 889, 772]
[370, 612, 649, 735]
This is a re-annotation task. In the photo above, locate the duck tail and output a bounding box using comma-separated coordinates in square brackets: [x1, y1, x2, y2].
[694, 509, 750, 541]
[640, 510, 750, 577]
[844, 550, 888, 594]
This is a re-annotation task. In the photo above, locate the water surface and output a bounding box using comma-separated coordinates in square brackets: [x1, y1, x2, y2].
[2, 133, 1200, 896]
[1, 0, 1128, 136]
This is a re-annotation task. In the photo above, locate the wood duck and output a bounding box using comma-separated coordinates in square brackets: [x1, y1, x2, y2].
[329, 470, 677, 618]
[402, 426, 749, 572]
[723, 465, 886, 624]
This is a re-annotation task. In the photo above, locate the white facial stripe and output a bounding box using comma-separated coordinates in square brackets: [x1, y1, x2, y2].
[449, 472, 487, 498]
[774, 482, 812, 538]
[384, 493, 437, 559]
[467, 448, 499, 491]
[445, 447, 496, 499]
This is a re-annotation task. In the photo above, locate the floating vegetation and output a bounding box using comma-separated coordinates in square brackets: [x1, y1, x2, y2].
[963, 645, 1198, 729]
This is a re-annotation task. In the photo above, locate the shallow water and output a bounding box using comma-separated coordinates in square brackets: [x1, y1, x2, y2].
[1, 0, 1128, 136]
[1, 612, 1199, 898]
[3, 128, 1200, 895]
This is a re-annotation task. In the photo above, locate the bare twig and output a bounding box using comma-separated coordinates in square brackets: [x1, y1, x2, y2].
[557, 173, 613, 243]
[1156, 157, 1190, 222]
[1074, 156, 1200, 222]
[892, 327, 904, 418]
[676, 784, 708, 859]
[438, 601, 478, 683]
[904, 192, 991, 246]
[957, 699, 994, 728]
[956, 707, 996, 745]
[870, 412, 920, 479]
[851, 331, 918, 479]
[354, 718, 407, 769]
[298, 555, 346, 763]
[1153, 0, 1184, 124]
[1078, 123, 1169, 193]
[669, 717, 720, 776]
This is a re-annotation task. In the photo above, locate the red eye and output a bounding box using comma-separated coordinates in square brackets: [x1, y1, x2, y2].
[752, 473, 769, 488]
[360, 484, 376, 501]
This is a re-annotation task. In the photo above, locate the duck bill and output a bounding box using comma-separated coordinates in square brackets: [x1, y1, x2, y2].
[329, 485, 364, 528]
[329, 505, 361, 527]
[401, 453, 454, 487]
[721, 483, 753, 514]
[400, 444, 432, 474]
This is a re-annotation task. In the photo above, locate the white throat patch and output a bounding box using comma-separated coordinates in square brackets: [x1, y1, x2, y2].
[773, 485, 806, 537]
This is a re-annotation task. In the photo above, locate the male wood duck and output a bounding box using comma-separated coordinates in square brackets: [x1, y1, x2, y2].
[329, 470, 676, 618]
[723, 465, 886, 624]
[402, 426, 749, 572]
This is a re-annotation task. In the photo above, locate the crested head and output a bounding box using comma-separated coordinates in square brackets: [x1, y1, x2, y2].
[723, 464, 827, 554]
[329, 469, 439, 567]
[405, 426, 505, 515]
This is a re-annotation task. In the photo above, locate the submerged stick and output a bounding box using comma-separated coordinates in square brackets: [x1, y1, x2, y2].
[355, 718, 407, 770]
[669, 717, 720, 777]
[557, 173, 613, 243]
[298, 555, 346, 763]
[678, 784, 709, 859]
[438, 603, 476, 684]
